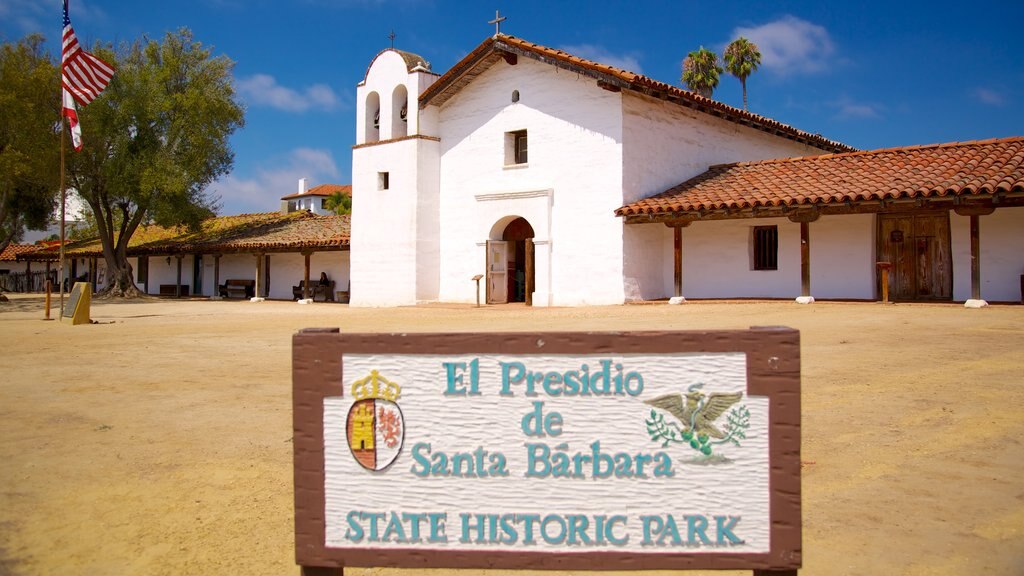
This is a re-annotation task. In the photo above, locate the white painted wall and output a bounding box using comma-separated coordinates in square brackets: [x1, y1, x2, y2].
[351, 138, 427, 306]
[952, 207, 1024, 302]
[676, 218, 801, 299]
[809, 214, 876, 300]
[620, 91, 835, 301]
[132, 251, 349, 300]
[620, 92, 825, 206]
[435, 57, 625, 306]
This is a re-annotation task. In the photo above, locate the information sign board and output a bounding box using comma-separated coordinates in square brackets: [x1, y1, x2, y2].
[293, 328, 801, 574]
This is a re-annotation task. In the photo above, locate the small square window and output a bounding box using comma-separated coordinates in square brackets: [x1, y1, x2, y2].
[505, 129, 528, 166]
[753, 226, 778, 270]
[378, 171, 390, 190]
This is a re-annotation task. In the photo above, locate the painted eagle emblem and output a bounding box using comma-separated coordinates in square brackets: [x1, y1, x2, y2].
[644, 384, 742, 439]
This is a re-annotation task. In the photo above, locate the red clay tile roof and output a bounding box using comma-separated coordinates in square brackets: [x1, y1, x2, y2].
[616, 137, 1024, 217]
[22, 211, 350, 260]
[280, 184, 352, 200]
[1, 243, 52, 262]
[420, 34, 853, 154]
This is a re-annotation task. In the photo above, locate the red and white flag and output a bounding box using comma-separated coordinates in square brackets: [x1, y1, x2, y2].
[63, 88, 82, 151]
[61, 0, 114, 150]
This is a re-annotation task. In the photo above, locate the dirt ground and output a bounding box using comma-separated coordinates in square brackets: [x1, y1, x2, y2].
[0, 294, 1022, 576]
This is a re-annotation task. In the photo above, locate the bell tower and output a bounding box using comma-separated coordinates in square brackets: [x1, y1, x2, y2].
[350, 47, 441, 306]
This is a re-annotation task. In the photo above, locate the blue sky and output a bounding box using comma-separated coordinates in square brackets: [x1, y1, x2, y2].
[3, 0, 1023, 215]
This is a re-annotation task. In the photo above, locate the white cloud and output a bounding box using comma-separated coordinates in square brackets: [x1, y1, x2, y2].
[1, 0, 105, 36]
[235, 74, 341, 113]
[211, 148, 341, 214]
[973, 87, 1006, 106]
[559, 43, 643, 73]
[830, 97, 882, 120]
[732, 16, 835, 76]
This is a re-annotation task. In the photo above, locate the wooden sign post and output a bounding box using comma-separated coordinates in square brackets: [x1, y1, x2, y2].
[293, 328, 801, 575]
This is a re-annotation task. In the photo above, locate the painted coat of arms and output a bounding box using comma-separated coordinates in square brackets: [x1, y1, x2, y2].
[346, 370, 404, 471]
[645, 384, 750, 459]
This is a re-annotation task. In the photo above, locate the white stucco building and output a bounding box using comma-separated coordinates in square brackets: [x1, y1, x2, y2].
[348, 34, 1023, 307]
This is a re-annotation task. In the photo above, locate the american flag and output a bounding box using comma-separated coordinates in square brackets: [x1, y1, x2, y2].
[61, 0, 114, 106]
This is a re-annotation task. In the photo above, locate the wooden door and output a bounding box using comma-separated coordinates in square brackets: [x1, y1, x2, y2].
[486, 240, 508, 304]
[877, 213, 952, 301]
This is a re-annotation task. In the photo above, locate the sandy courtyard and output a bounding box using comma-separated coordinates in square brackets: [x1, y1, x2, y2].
[1, 294, 1022, 575]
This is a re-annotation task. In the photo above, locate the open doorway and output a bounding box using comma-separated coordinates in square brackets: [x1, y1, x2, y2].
[486, 217, 535, 305]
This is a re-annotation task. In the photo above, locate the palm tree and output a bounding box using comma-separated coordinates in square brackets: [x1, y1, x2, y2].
[724, 37, 761, 111]
[681, 46, 722, 99]
[324, 191, 352, 215]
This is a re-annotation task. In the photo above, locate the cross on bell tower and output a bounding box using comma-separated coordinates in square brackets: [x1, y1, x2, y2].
[388, 30, 396, 49]
[488, 10, 507, 35]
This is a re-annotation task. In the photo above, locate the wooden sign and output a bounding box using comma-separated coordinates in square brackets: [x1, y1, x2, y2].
[62, 281, 91, 325]
[293, 328, 801, 574]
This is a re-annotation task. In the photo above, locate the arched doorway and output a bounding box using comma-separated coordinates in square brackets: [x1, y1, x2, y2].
[486, 217, 535, 305]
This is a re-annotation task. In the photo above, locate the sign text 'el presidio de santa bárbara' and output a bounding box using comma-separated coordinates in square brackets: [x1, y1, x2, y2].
[293, 329, 801, 572]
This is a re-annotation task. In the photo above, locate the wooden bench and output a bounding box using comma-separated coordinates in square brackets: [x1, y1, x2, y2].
[293, 280, 335, 301]
[159, 284, 189, 297]
[219, 279, 255, 299]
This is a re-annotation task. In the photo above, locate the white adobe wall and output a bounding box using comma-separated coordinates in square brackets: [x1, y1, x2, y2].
[145, 255, 195, 294]
[656, 215, 876, 300]
[809, 214, 876, 299]
[257, 251, 350, 300]
[676, 217, 801, 299]
[620, 91, 834, 300]
[351, 138, 428, 306]
[952, 206, 1024, 302]
[435, 57, 625, 306]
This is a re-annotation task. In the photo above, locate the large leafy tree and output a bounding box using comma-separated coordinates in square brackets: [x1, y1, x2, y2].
[66, 29, 244, 297]
[681, 46, 722, 99]
[724, 37, 761, 111]
[0, 35, 61, 256]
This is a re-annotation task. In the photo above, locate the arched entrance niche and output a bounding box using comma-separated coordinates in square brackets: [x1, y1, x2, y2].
[486, 216, 535, 305]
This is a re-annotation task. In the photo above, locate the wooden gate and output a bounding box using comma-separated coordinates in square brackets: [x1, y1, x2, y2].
[877, 212, 952, 301]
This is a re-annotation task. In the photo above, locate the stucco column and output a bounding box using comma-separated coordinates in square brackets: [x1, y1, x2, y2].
[530, 239, 553, 307]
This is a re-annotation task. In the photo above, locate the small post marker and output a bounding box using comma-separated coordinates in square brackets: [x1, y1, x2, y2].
[472, 274, 483, 307]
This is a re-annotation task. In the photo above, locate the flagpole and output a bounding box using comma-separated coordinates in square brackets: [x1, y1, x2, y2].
[59, 110, 66, 319]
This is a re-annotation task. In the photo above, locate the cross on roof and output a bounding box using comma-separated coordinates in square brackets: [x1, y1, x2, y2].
[488, 10, 507, 35]
[388, 30, 396, 49]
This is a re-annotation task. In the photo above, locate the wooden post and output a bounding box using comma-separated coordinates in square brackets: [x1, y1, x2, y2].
[44, 280, 52, 320]
[212, 254, 221, 299]
[303, 252, 311, 300]
[175, 255, 183, 298]
[970, 214, 981, 301]
[800, 221, 811, 297]
[25, 259, 31, 292]
[876, 262, 892, 303]
[673, 226, 682, 297]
